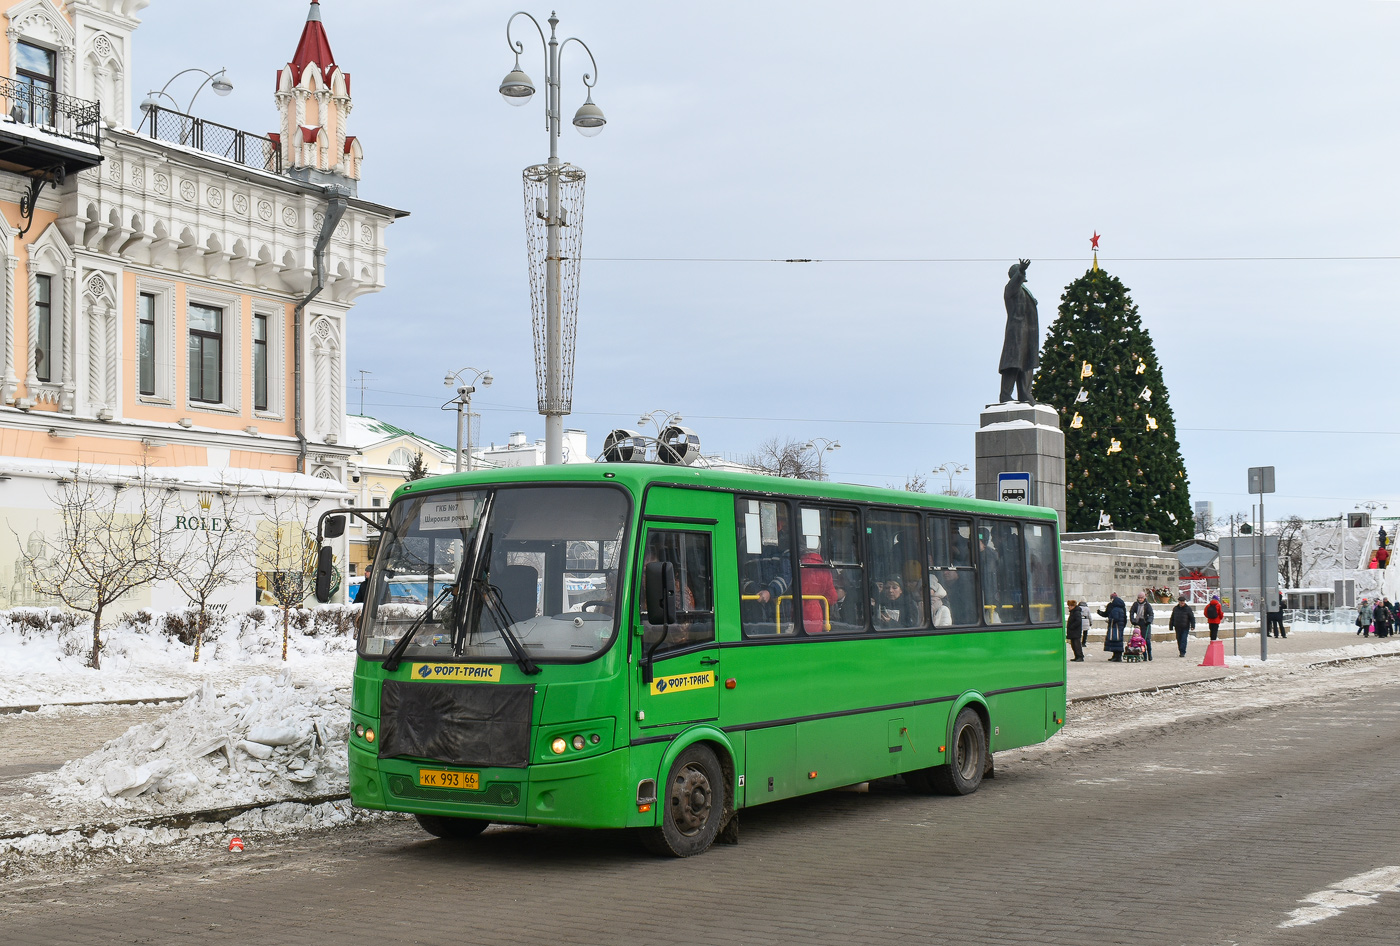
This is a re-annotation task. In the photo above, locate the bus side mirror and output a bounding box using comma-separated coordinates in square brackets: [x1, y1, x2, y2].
[323, 515, 346, 539]
[644, 561, 678, 625]
[314, 546, 335, 603]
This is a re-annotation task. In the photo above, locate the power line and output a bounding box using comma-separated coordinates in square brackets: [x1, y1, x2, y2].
[353, 399, 1400, 437]
[578, 255, 1400, 264]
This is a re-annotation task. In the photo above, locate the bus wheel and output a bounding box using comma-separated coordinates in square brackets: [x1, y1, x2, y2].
[414, 813, 490, 840]
[912, 708, 986, 796]
[641, 744, 725, 857]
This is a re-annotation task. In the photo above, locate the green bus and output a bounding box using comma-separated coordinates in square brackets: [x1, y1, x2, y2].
[334, 463, 1066, 856]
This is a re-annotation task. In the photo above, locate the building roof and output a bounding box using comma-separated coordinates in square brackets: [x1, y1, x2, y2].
[345, 414, 452, 455]
[285, 0, 346, 91]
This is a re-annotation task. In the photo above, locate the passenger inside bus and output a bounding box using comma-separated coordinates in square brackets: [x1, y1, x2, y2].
[641, 531, 715, 651]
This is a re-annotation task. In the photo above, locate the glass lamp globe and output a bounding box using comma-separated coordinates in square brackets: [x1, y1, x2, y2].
[500, 67, 535, 106]
[572, 98, 606, 136]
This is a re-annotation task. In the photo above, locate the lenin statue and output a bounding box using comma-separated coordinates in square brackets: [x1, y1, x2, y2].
[999, 259, 1038, 403]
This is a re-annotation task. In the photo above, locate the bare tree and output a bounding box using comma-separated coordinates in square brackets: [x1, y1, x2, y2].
[1274, 515, 1305, 590]
[167, 485, 253, 662]
[19, 466, 173, 669]
[255, 489, 322, 661]
[940, 485, 975, 498]
[1194, 510, 1218, 540]
[744, 437, 825, 480]
[889, 472, 928, 493]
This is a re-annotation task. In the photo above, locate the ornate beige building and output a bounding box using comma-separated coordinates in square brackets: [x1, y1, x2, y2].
[0, 0, 405, 608]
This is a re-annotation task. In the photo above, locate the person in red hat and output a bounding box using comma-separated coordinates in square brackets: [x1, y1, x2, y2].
[1204, 595, 1223, 641]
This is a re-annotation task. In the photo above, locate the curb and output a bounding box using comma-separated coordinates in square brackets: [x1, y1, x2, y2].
[0, 792, 351, 843]
[0, 694, 192, 716]
[1068, 648, 1400, 706]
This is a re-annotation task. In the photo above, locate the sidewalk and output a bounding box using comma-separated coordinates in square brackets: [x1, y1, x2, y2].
[1066, 625, 1400, 701]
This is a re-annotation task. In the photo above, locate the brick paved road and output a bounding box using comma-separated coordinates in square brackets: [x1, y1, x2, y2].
[4, 671, 1400, 945]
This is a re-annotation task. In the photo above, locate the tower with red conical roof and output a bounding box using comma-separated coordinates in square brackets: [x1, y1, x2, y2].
[274, 0, 362, 191]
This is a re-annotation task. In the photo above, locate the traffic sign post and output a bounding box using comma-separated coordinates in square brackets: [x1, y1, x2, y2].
[1248, 466, 1276, 661]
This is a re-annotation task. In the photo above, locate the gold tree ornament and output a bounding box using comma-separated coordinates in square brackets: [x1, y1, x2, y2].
[1080, 361, 1094, 379]
[1075, 388, 1089, 403]
[1070, 412, 1084, 429]
[1146, 415, 1158, 431]
[1108, 438, 1123, 455]
[1135, 362, 1146, 375]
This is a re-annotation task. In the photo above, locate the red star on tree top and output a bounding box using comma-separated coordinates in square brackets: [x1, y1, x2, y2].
[1090, 231, 1101, 251]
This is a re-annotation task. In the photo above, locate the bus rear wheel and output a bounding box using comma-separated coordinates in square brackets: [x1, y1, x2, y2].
[414, 813, 490, 840]
[641, 744, 725, 857]
[908, 707, 986, 796]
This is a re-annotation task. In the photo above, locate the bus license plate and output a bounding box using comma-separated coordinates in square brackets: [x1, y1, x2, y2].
[418, 769, 479, 790]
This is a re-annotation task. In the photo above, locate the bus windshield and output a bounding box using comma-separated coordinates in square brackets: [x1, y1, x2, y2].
[358, 485, 629, 663]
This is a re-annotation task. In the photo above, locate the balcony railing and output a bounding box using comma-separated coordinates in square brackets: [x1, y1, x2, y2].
[0, 74, 101, 148]
[142, 104, 281, 174]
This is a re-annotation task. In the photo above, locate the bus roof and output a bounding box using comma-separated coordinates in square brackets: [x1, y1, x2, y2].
[394, 463, 1059, 522]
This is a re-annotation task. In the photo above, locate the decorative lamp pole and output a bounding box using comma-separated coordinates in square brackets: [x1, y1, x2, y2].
[138, 67, 233, 130]
[933, 462, 969, 495]
[803, 438, 840, 479]
[443, 367, 493, 473]
[501, 11, 605, 465]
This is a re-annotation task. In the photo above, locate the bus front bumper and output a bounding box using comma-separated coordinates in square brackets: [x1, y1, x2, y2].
[349, 740, 633, 829]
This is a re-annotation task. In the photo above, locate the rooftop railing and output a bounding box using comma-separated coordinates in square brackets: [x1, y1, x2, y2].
[141, 104, 281, 174]
[0, 75, 102, 148]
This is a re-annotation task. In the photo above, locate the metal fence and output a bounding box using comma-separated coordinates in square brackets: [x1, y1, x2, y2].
[143, 104, 280, 173]
[0, 74, 101, 147]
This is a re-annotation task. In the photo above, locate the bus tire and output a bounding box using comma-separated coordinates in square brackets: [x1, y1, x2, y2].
[414, 813, 490, 840]
[641, 744, 725, 857]
[924, 707, 987, 796]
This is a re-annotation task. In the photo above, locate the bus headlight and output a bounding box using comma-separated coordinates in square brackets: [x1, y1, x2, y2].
[551, 737, 568, 754]
[571, 735, 586, 751]
[365, 728, 375, 743]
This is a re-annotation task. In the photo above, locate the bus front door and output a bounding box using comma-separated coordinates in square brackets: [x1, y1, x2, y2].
[635, 524, 720, 730]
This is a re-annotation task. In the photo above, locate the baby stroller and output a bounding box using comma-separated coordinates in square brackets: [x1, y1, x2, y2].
[1123, 631, 1148, 662]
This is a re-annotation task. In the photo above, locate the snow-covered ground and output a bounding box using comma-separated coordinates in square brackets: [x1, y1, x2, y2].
[0, 606, 357, 707]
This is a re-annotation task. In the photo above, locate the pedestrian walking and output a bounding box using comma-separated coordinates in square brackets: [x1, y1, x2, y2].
[1066, 599, 1085, 661]
[1358, 598, 1373, 636]
[1204, 595, 1223, 641]
[1079, 600, 1091, 651]
[1169, 594, 1196, 657]
[1268, 598, 1286, 638]
[1098, 592, 1127, 662]
[1130, 592, 1155, 661]
[1375, 599, 1394, 639]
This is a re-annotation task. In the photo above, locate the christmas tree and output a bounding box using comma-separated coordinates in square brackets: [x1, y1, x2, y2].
[1033, 238, 1193, 543]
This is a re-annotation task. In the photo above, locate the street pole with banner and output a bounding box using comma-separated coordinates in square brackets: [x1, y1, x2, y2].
[1249, 466, 1276, 660]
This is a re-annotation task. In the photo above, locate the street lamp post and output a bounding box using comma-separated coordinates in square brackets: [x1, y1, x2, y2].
[933, 462, 969, 496]
[500, 12, 606, 465]
[803, 438, 840, 479]
[443, 367, 493, 473]
[138, 67, 234, 132]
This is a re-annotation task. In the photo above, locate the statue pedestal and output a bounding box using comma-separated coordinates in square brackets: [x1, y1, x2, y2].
[975, 402, 1066, 529]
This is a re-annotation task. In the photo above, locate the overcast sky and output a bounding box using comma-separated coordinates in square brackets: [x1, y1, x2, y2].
[132, 1, 1400, 522]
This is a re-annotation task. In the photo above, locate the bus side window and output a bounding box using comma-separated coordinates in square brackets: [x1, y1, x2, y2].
[1024, 521, 1060, 624]
[641, 530, 715, 653]
[867, 509, 924, 631]
[977, 519, 1027, 625]
[797, 504, 865, 634]
[928, 516, 978, 626]
[736, 498, 795, 637]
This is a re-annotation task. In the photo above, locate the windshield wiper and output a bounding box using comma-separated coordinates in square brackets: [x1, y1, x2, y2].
[452, 530, 540, 676]
[381, 583, 456, 672]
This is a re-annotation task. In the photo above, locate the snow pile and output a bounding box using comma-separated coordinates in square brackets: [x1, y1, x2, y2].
[0, 606, 359, 707]
[37, 671, 351, 814]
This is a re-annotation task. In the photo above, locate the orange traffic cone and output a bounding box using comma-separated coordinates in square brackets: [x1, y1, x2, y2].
[228, 836, 244, 853]
[1198, 640, 1226, 667]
